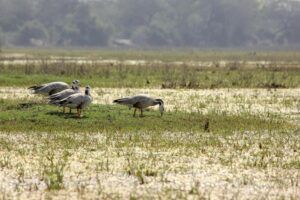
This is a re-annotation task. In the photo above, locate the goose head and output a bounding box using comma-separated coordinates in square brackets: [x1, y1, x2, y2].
[71, 80, 80, 90]
[85, 85, 91, 96]
[155, 99, 165, 116]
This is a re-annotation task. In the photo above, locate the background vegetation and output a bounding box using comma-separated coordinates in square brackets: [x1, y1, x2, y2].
[0, 0, 300, 48]
[1, 49, 300, 89]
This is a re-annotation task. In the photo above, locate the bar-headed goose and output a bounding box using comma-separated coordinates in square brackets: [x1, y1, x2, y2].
[48, 80, 80, 112]
[56, 86, 92, 117]
[113, 95, 164, 117]
[28, 81, 72, 95]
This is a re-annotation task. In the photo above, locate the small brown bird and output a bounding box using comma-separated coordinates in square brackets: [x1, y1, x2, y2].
[204, 118, 210, 132]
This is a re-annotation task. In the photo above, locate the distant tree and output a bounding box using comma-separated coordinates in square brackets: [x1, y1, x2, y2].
[263, 0, 300, 45]
[0, 0, 33, 32]
[1, 0, 300, 48]
[114, 0, 163, 38]
[35, 0, 79, 27]
[0, 27, 4, 48]
[198, 0, 258, 47]
[61, 3, 109, 46]
[287, 3, 300, 44]
[132, 13, 180, 47]
[15, 20, 48, 46]
[168, 0, 207, 46]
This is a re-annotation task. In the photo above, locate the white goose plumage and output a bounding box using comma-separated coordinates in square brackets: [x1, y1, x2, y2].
[56, 86, 93, 117]
[48, 80, 80, 112]
[113, 95, 165, 117]
[29, 81, 70, 95]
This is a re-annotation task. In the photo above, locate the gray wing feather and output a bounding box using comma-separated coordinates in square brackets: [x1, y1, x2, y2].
[58, 93, 92, 108]
[114, 95, 153, 107]
[49, 89, 79, 103]
[30, 82, 69, 95]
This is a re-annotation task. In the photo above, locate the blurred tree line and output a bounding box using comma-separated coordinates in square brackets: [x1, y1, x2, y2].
[0, 0, 300, 48]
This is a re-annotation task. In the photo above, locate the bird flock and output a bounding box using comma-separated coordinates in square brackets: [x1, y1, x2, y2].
[28, 80, 165, 118]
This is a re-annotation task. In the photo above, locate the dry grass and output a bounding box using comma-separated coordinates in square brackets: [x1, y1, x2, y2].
[0, 87, 299, 199]
[0, 131, 299, 199]
[1, 49, 300, 199]
[2, 52, 300, 89]
[2, 87, 300, 117]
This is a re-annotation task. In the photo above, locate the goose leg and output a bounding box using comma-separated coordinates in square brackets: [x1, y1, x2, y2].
[133, 108, 137, 117]
[140, 109, 144, 117]
[77, 108, 80, 118]
[69, 108, 72, 113]
[63, 107, 66, 113]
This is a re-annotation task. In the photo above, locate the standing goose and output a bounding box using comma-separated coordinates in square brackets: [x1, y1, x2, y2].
[56, 86, 92, 117]
[48, 80, 80, 113]
[28, 81, 72, 96]
[113, 95, 164, 117]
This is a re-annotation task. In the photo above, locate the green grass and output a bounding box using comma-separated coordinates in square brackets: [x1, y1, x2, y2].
[1, 49, 300, 88]
[2, 48, 300, 62]
[1, 64, 300, 88]
[0, 99, 295, 134]
[1, 49, 300, 198]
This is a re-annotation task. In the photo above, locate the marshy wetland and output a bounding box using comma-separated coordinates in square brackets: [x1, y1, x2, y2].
[0, 49, 299, 199]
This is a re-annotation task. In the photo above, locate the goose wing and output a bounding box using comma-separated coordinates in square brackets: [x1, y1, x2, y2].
[113, 97, 135, 105]
[49, 88, 79, 103]
[29, 82, 69, 95]
[58, 93, 92, 109]
[131, 95, 154, 108]
[113, 95, 153, 108]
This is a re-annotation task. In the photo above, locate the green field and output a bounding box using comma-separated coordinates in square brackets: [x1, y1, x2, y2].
[0, 99, 293, 133]
[1, 49, 300, 89]
[0, 49, 299, 199]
